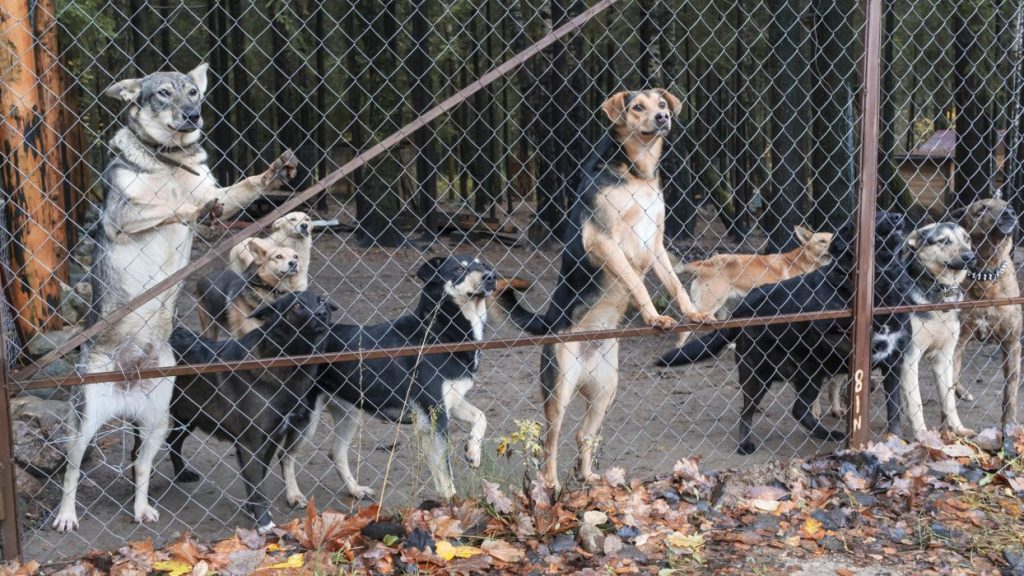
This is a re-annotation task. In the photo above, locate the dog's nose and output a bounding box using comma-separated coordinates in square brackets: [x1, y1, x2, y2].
[655, 112, 669, 124]
[300, 224, 309, 232]
[288, 259, 298, 270]
[961, 251, 977, 264]
[184, 109, 201, 123]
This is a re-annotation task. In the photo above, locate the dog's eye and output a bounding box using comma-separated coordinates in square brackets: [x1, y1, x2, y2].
[633, 104, 644, 112]
[189, 87, 198, 97]
[158, 88, 171, 98]
[454, 266, 465, 274]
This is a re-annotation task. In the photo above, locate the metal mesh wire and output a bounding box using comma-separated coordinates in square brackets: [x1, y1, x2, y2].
[1, 0, 1022, 564]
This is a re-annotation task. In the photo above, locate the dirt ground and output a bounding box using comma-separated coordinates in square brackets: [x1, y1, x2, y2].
[19, 216, 1018, 565]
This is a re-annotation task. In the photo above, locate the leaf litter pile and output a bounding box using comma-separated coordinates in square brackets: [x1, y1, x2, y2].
[8, 427, 1024, 575]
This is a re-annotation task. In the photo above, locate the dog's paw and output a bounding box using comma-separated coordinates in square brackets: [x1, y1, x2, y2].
[257, 521, 277, 535]
[347, 484, 375, 499]
[134, 504, 160, 524]
[955, 387, 975, 402]
[175, 468, 201, 483]
[195, 199, 224, 224]
[579, 472, 602, 484]
[285, 491, 307, 508]
[829, 403, 848, 420]
[736, 441, 757, 455]
[465, 443, 482, 468]
[263, 149, 299, 189]
[945, 425, 976, 438]
[684, 310, 715, 323]
[826, 429, 846, 442]
[647, 315, 676, 330]
[52, 510, 79, 533]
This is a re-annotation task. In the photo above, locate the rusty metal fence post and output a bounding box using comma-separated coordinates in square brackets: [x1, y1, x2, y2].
[847, 0, 884, 450]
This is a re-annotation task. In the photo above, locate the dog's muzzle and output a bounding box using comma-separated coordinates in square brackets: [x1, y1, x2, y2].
[948, 251, 977, 270]
[998, 210, 1017, 235]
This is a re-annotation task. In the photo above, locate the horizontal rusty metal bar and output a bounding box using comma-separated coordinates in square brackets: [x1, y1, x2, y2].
[14, 293, 1024, 392]
[11, 0, 621, 383]
[15, 309, 854, 391]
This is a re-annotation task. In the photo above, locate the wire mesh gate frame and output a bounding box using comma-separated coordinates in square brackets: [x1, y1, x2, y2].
[0, 0, 1020, 562]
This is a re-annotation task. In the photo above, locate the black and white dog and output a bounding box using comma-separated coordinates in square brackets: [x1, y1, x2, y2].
[658, 212, 914, 454]
[282, 256, 496, 504]
[158, 291, 334, 532]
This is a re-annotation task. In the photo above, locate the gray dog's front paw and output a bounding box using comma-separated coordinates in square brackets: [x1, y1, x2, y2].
[263, 149, 299, 190]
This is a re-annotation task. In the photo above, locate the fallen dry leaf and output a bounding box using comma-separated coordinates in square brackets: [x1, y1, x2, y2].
[435, 540, 483, 561]
[801, 517, 825, 540]
[482, 479, 514, 514]
[482, 539, 526, 563]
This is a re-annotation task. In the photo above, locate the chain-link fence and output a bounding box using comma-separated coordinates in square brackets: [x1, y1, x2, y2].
[2, 0, 1023, 565]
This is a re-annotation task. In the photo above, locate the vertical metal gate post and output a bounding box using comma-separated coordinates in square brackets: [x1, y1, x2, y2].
[0, 326, 22, 559]
[847, 0, 884, 449]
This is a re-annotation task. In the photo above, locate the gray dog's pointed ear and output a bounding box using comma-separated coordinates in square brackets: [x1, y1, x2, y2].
[188, 63, 209, 95]
[103, 78, 143, 102]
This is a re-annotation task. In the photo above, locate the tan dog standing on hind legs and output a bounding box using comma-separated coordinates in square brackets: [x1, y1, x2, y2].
[498, 89, 711, 487]
[53, 64, 297, 532]
[951, 196, 1022, 431]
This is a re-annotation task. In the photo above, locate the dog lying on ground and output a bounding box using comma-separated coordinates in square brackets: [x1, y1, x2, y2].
[157, 291, 334, 532]
[195, 237, 302, 339]
[496, 89, 711, 488]
[282, 256, 496, 504]
[230, 211, 313, 291]
[672, 225, 833, 348]
[53, 63, 296, 532]
[658, 212, 914, 454]
[952, 196, 1022, 430]
[898, 223, 975, 438]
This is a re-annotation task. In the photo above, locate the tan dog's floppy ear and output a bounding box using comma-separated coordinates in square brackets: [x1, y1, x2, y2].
[653, 88, 683, 117]
[103, 78, 143, 102]
[793, 225, 813, 244]
[248, 237, 271, 262]
[188, 63, 209, 95]
[601, 91, 631, 124]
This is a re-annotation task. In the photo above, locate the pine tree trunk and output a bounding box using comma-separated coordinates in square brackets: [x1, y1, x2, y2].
[660, 1, 694, 243]
[410, 0, 439, 236]
[809, 0, 856, 230]
[729, 0, 753, 236]
[207, 0, 232, 184]
[530, 2, 558, 244]
[0, 0, 67, 339]
[228, 0, 254, 172]
[765, 0, 808, 251]
[952, 4, 994, 210]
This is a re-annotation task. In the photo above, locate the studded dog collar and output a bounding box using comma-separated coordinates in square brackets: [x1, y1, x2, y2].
[966, 260, 1009, 282]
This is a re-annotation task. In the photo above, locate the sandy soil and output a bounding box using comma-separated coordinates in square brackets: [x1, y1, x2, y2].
[19, 217, 1016, 565]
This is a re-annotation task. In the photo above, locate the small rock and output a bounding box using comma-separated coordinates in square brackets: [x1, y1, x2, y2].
[617, 544, 648, 564]
[603, 534, 623, 555]
[821, 535, 844, 552]
[851, 492, 877, 507]
[811, 508, 850, 531]
[25, 329, 76, 358]
[222, 549, 264, 576]
[962, 466, 985, 484]
[617, 525, 641, 542]
[577, 523, 604, 554]
[60, 282, 92, 325]
[582, 510, 608, 526]
[657, 487, 681, 506]
[10, 396, 72, 476]
[1004, 547, 1024, 576]
[38, 359, 77, 381]
[549, 534, 576, 554]
[974, 428, 1002, 452]
[406, 527, 434, 552]
[14, 465, 43, 499]
[930, 522, 958, 540]
[751, 514, 781, 531]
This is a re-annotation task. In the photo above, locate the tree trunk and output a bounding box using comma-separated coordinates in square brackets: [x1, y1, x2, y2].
[314, 0, 328, 211]
[410, 0, 439, 236]
[659, 1, 695, 243]
[0, 0, 68, 339]
[809, 0, 856, 230]
[729, 0, 753, 236]
[227, 0, 254, 173]
[951, 4, 994, 210]
[878, 0, 912, 216]
[207, 0, 232, 184]
[510, 0, 536, 207]
[469, 0, 498, 217]
[529, 2, 558, 244]
[765, 0, 808, 251]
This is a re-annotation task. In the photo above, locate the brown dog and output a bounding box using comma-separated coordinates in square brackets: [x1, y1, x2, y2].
[672, 225, 832, 347]
[196, 237, 303, 339]
[497, 89, 711, 487]
[952, 197, 1022, 430]
[230, 211, 313, 290]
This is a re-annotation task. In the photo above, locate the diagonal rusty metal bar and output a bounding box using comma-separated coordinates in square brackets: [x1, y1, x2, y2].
[12, 0, 620, 382]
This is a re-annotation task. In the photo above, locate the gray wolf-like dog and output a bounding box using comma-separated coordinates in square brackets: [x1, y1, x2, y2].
[53, 63, 297, 532]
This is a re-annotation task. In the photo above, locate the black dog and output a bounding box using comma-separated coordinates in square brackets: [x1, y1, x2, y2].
[658, 212, 914, 454]
[160, 290, 334, 531]
[282, 256, 496, 506]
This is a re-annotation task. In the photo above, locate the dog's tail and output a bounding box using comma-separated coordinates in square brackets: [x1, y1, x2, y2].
[656, 328, 738, 366]
[494, 278, 553, 336]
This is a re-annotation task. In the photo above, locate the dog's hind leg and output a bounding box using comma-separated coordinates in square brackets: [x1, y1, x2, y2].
[166, 422, 200, 483]
[326, 398, 373, 499]
[540, 343, 582, 488]
[235, 443, 275, 532]
[792, 371, 845, 443]
[413, 404, 455, 499]
[1001, 335, 1022, 428]
[952, 334, 975, 402]
[282, 395, 323, 507]
[736, 354, 772, 455]
[132, 374, 173, 525]
[574, 339, 618, 484]
[53, 386, 109, 532]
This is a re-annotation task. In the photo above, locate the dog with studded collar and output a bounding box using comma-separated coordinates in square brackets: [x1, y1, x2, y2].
[951, 196, 1022, 430]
